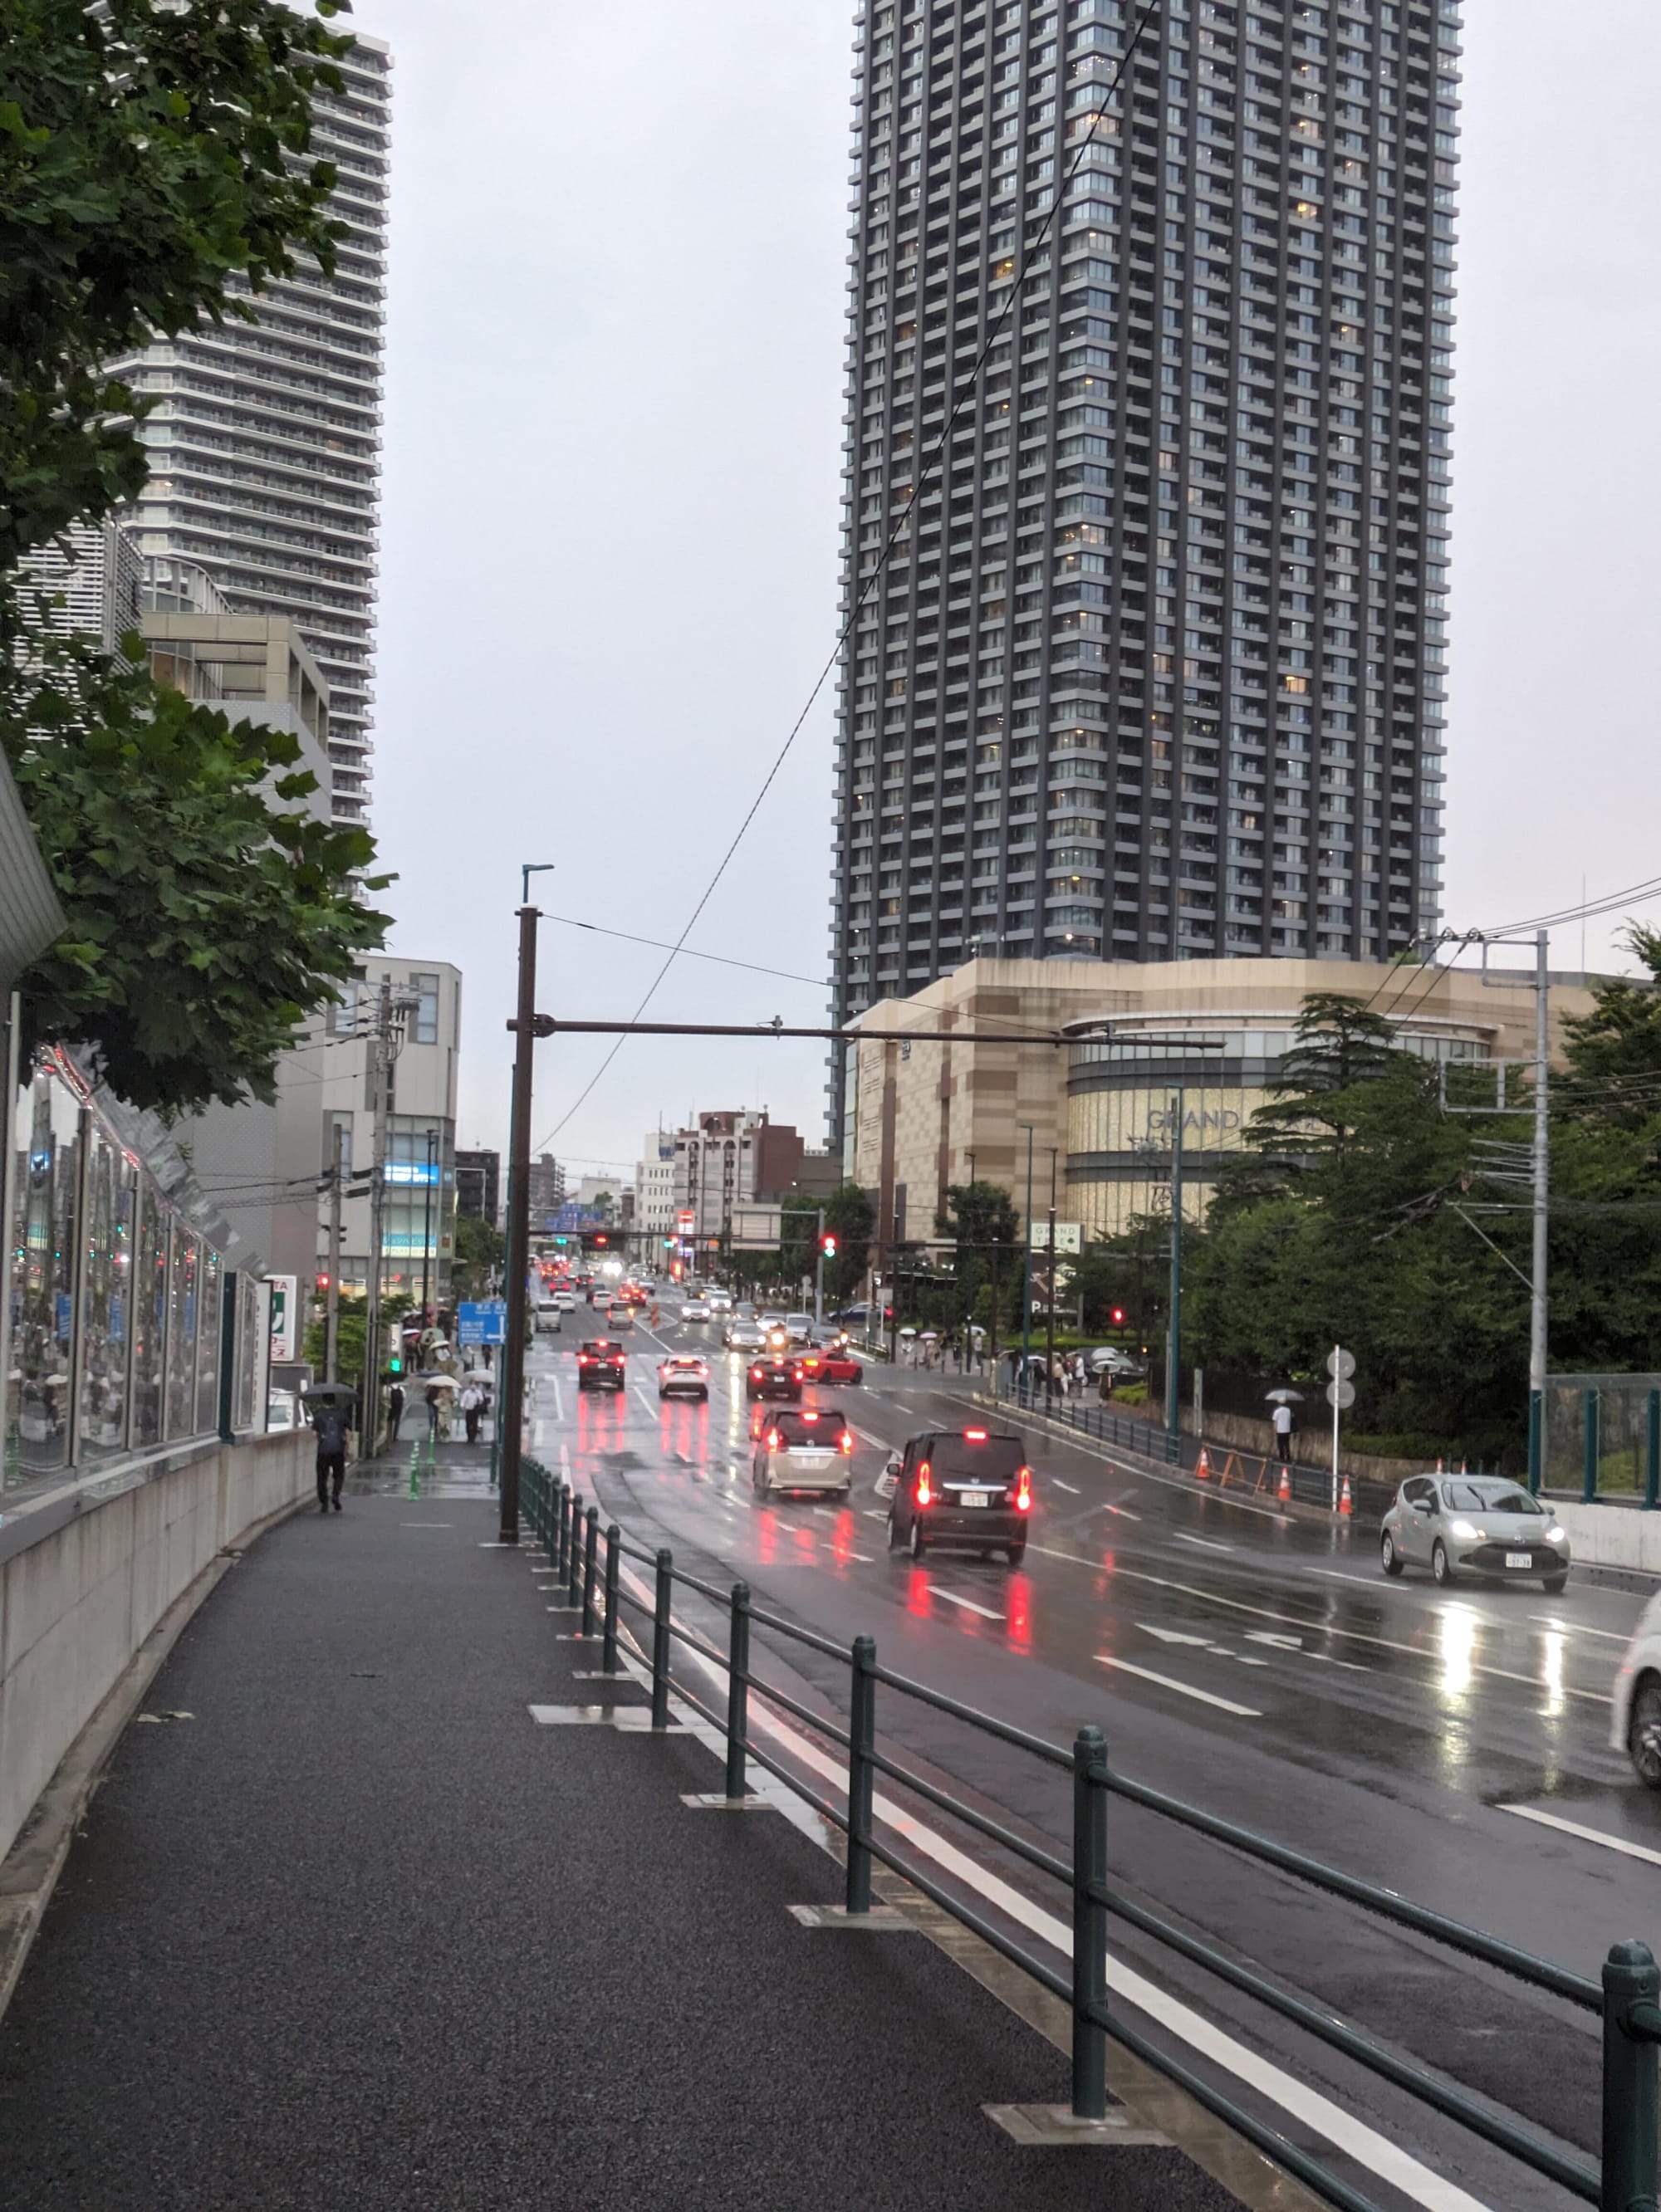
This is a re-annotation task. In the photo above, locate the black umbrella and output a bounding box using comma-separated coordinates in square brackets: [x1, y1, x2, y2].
[301, 1382, 360, 1409]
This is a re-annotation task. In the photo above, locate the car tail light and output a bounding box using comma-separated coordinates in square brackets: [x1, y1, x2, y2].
[577, 1355, 590, 1365]
[801, 1411, 819, 1424]
[964, 1427, 987, 1441]
[751, 1366, 762, 1379]
[840, 1430, 853, 1456]
[766, 1428, 780, 1453]
[916, 1459, 933, 1507]
[1015, 1466, 1032, 1514]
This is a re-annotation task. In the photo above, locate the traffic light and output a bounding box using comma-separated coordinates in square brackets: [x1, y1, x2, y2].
[821, 1231, 838, 1259]
[663, 1237, 674, 1250]
[1110, 1306, 1126, 1328]
[315, 1272, 331, 1292]
[595, 1233, 608, 1247]
[388, 1353, 402, 1375]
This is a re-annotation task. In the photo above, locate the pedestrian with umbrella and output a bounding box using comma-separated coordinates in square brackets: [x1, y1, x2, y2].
[1267, 1387, 1301, 1461]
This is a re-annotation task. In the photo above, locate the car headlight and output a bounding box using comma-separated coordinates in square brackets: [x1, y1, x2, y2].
[1448, 1518, 1482, 1541]
[1546, 1526, 1566, 1544]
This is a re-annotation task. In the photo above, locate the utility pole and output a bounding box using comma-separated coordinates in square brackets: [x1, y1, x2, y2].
[1166, 1085, 1185, 1453]
[419, 1125, 437, 1335]
[1019, 1122, 1035, 1399]
[813, 1206, 826, 1330]
[325, 1118, 344, 1383]
[361, 974, 394, 1448]
[498, 903, 545, 1544]
[1529, 928, 1551, 1490]
[1044, 1147, 1058, 1414]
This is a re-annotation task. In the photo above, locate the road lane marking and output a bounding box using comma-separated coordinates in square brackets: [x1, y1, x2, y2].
[552, 1379, 564, 1421]
[1140, 1625, 1212, 1647]
[1101, 1502, 1141, 1520]
[1500, 1805, 1661, 1868]
[1174, 1532, 1233, 1554]
[1051, 1477, 1080, 1494]
[1097, 1656, 1262, 1718]
[1027, 1548, 1614, 1704]
[631, 1384, 659, 1417]
[605, 1556, 1483, 2206]
[1531, 1615, 1630, 1644]
[928, 1585, 1003, 1621]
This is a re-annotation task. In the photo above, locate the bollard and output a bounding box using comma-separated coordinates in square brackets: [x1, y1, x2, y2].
[1071, 1725, 1110, 2121]
[556, 1480, 571, 1578]
[566, 1495, 584, 1603]
[650, 1548, 674, 1730]
[1603, 1940, 1661, 2212]
[725, 1583, 752, 1801]
[581, 1507, 599, 1637]
[845, 1635, 877, 1915]
[601, 1524, 620, 1675]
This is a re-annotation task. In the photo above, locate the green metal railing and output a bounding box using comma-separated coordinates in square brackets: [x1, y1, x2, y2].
[518, 1456, 1661, 2212]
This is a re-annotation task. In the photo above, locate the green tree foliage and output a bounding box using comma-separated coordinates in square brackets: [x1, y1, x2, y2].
[452, 1211, 502, 1300]
[0, 0, 390, 1115]
[4, 633, 389, 1113]
[0, 0, 350, 572]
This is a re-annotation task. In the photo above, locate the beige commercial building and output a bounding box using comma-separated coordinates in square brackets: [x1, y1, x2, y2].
[848, 955, 1598, 1254]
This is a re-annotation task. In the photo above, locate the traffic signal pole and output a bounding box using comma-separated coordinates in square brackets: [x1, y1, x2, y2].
[325, 1118, 344, 1383]
[814, 1208, 827, 1329]
[498, 903, 544, 1544]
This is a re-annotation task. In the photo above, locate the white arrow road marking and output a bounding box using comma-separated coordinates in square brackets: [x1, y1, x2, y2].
[928, 1585, 1004, 1621]
[1098, 1656, 1262, 1717]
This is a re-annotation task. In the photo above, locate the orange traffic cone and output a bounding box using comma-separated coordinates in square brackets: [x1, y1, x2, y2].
[1196, 1447, 1212, 1481]
[1277, 1463, 1291, 1503]
[1339, 1474, 1354, 1518]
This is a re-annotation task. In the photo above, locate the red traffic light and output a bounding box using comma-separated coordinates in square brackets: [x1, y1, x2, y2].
[1110, 1306, 1126, 1328]
[316, 1273, 331, 1292]
[595, 1233, 608, 1246]
[821, 1232, 838, 1258]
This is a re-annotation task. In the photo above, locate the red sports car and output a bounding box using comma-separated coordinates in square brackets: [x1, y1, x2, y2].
[800, 1347, 864, 1385]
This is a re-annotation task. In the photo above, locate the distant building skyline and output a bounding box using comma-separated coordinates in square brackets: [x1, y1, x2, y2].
[828, 0, 1458, 1153]
[110, 32, 392, 827]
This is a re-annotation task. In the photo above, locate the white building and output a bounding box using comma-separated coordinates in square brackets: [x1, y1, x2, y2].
[635, 1133, 677, 1248]
[110, 34, 392, 826]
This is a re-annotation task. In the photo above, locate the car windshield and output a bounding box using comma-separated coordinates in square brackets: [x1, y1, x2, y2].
[1441, 1480, 1541, 1515]
[775, 1411, 848, 1445]
[581, 1342, 619, 1356]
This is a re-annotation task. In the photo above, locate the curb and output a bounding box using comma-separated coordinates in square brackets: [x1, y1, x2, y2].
[0, 1486, 307, 2028]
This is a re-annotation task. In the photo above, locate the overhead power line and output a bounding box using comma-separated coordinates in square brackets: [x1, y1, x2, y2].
[531, 2, 1164, 1152]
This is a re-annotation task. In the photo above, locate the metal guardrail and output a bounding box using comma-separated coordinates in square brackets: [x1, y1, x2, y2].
[518, 1456, 1660, 2212]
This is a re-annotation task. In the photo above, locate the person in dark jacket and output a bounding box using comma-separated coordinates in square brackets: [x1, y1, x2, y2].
[312, 1401, 352, 1513]
[386, 1380, 405, 1443]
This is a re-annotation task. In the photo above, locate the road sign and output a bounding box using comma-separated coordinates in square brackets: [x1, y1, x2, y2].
[729, 1205, 782, 1250]
[268, 1273, 298, 1362]
[677, 1208, 695, 1232]
[1325, 1378, 1356, 1410]
[1028, 1221, 1082, 1254]
[1326, 1347, 1357, 1382]
[458, 1299, 507, 1347]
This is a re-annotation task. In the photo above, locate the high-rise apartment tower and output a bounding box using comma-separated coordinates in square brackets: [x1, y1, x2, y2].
[113, 33, 391, 825]
[829, 0, 1458, 1131]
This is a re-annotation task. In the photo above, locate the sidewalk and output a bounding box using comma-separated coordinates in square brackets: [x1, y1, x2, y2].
[0, 1452, 1253, 2211]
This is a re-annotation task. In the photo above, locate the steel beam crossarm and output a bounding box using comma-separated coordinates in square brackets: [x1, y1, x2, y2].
[509, 1016, 1063, 1045]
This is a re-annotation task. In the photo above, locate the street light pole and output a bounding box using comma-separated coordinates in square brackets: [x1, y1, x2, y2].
[498, 903, 543, 1544]
[1528, 928, 1551, 1490]
[324, 1118, 344, 1383]
[1166, 1084, 1185, 1453]
[419, 1127, 436, 1337]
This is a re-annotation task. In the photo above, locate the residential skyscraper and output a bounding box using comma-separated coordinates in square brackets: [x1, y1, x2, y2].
[829, 0, 1458, 1142]
[112, 33, 391, 825]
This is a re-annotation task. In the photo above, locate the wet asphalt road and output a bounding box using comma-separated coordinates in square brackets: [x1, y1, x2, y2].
[526, 1312, 1661, 2212]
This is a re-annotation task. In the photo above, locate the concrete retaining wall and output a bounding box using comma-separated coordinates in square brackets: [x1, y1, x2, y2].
[0, 1430, 310, 1865]
[1544, 1495, 1661, 1578]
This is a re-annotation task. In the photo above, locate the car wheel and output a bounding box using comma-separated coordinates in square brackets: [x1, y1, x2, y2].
[1431, 1539, 1452, 1587]
[886, 1512, 900, 1551]
[1381, 1531, 1404, 1578]
[1630, 1680, 1661, 1789]
[908, 1516, 928, 1561]
[1542, 1573, 1568, 1594]
[1006, 1539, 1026, 1566]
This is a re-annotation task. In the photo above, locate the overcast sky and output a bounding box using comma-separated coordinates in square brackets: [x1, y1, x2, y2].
[368, 2, 1661, 1177]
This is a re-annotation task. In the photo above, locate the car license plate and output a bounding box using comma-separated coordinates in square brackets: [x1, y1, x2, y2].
[962, 1490, 990, 1509]
[1505, 1552, 1531, 1569]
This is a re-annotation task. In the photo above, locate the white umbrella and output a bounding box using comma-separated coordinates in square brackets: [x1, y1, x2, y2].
[1265, 1387, 1304, 1403]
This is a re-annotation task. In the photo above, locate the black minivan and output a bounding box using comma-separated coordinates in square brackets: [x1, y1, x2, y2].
[885, 1426, 1032, 1564]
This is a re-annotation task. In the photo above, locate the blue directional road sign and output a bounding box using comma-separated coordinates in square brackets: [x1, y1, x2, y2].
[457, 1299, 507, 1347]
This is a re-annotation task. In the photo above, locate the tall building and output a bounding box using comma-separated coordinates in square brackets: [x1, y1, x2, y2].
[455, 1149, 501, 1226]
[829, 0, 1458, 1151]
[111, 33, 391, 825]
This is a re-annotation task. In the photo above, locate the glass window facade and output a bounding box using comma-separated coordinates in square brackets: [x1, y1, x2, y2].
[79, 1123, 136, 1459]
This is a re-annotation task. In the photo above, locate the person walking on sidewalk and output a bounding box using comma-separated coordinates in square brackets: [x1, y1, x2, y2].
[386, 1379, 405, 1444]
[460, 1378, 483, 1444]
[311, 1399, 351, 1513]
[425, 1382, 443, 1441]
[1271, 1398, 1295, 1461]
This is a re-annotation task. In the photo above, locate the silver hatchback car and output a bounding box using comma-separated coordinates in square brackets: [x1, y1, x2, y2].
[1380, 1474, 1570, 1591]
